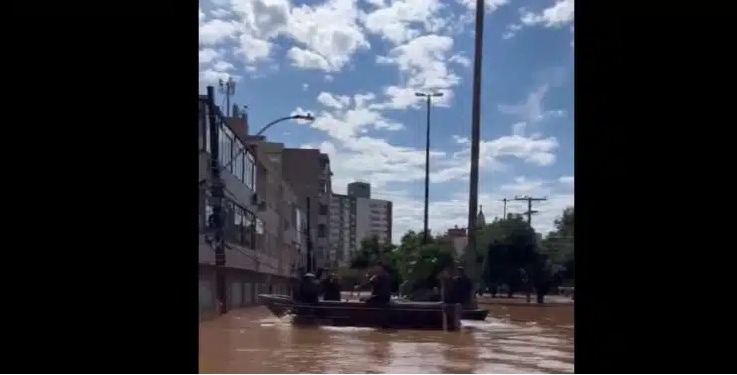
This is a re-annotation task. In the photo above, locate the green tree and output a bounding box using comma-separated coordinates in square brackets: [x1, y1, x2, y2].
[478, 214, 540, 295]
[541, 206, 574, 285]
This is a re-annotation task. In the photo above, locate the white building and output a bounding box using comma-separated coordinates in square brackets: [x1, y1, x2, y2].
[329, 183, 393, 266]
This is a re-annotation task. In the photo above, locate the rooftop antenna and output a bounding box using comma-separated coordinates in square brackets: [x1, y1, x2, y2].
[218, 76, 236, 117]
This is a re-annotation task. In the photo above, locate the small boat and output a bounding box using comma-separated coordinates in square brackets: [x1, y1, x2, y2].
[258, 294, 463, 331]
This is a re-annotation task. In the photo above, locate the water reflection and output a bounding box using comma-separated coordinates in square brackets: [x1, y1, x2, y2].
[199, 306, 573, 374]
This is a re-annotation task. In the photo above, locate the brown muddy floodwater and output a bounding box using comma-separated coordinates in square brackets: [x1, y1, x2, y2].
[199, 296, 573, 374]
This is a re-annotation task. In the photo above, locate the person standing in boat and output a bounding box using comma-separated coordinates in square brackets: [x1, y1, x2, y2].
[297, 272, 320, 304]
[320, 269, 342, 301]
[453, 266, 473, 306]
[365, 262, 391, 306]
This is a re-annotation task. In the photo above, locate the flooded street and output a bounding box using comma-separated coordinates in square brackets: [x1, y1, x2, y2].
[199, 297, 573, 373]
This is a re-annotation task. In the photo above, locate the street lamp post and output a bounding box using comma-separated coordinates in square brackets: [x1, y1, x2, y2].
[415, 92, 443, 245]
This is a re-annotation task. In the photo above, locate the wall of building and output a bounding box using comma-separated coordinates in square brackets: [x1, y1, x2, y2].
[281, 149, 332, 269]
[329, 194, 357, 266]
[199, 265, 294, 321]
[355, 197, 370, 247]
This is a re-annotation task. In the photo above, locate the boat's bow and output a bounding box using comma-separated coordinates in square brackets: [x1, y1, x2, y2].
[257, 294, 294, 317]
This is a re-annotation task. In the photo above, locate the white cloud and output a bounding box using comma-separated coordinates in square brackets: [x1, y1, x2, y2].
[234, 33, 274, 65]
[512, 122, 526, 136]
[500, 176, 546, 194]
[199, 48, 221, 64]
[213, 60, 235, 72]
[456, 0, 509, 13]
[201, 0, 369, 74]
[211, 8, 233, 18]
[302, 83, 309, 91]
[558, 175, 574, 188]
[199, 18, 239, 46]
[286, 47, 332, 71]
[498, 83, 566, 125]
[521, 0, 574, 27]
[505, 0, 574, 39]
[288, 0, 370, 72]
[317, 92, 351, 109]
[324, 75, 334, 82]
[449, 53, 471, 68]
[373, 35, 459, 109]
[361, 0, 443, 45]
[478, 134, 559, 166]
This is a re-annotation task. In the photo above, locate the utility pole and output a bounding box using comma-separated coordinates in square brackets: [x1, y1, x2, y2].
[207, 86, 227, 315]
[514, 195, 547, 226]
[219, 77, 236, 117]
[501, 198, 509, 219]
[415, 91, 443, 244]
[465, 0, 485, 285]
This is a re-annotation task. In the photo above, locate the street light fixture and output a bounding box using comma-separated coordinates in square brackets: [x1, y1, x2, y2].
[415, 91, 443, 245]
[254, 114, 315, 136]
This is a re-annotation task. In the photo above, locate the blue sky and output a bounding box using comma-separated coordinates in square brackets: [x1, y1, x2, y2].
[199, 0, 574, 243]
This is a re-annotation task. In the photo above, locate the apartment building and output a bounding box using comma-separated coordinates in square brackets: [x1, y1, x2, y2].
[198, 95, 305, 318]
[329, 182, 392, 266]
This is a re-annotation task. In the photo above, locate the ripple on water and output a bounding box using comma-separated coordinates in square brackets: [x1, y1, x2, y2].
[200, 307, 574, 374]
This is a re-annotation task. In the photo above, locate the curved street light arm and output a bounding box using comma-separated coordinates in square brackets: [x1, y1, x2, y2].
[255, 114, 314, 136]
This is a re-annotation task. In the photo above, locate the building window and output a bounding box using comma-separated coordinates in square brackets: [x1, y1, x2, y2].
[255, 218, 265, 252]
[245, 151, 256, 191]
[233, 141, 244, 183]
[222, 200, 256, 249]
[318, 204, 328, 215]
[219, 124, 234, 173]
[317, 224, 327, 238]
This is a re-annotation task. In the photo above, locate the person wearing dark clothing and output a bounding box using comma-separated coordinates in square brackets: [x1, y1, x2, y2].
[292, 267, 305, 301]
[297, 273, 320, 304]
[441, 269, 456, 303]
[521, 268, 532, 303]
[320, 270, 342, 301]
[366, 262, 391, 305]
[453, 267, 473, 305]
[534, 269, 551, 304]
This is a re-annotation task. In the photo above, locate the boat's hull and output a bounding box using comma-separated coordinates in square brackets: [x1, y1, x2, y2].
[258, 294, 462, 331]
[396, 297, 490, 321]
[461, 309, 489, 320]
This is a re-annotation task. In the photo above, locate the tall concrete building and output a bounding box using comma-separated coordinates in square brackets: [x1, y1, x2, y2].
[281, 148, 332, 269]
[347, 181, 370, 199]
[329, 182, 392, 266]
